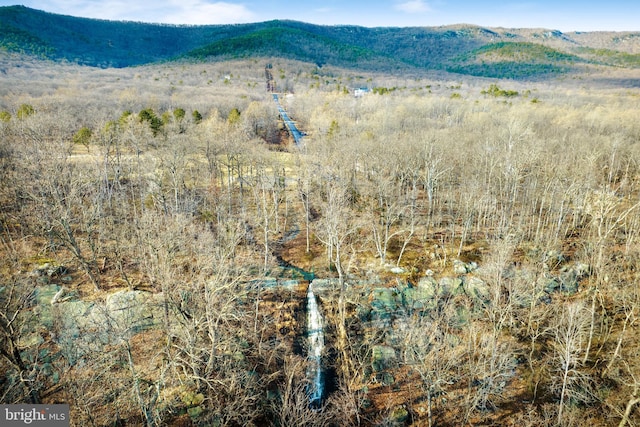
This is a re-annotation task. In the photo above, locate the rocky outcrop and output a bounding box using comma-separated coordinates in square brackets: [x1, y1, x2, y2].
[463, 276, 491, 303]
[453, 259, 479, 275]
[29, 285, 166, 364]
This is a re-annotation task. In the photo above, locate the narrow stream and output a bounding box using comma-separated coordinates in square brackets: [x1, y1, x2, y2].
[274, 223, 325, 406]
[306, 283, 325, 407]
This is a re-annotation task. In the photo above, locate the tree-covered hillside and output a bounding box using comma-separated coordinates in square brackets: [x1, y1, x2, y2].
[1, 5, 640, 77]
[447, 42, 586, 78]
[183, 25, 395, 70]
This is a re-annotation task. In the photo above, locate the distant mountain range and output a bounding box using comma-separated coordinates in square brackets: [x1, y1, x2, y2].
[1, 5, 639, 79]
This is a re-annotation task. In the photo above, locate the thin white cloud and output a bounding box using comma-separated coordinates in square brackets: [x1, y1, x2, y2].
[33, 0, 147, 21]
[157, 0, 257, 25]
[395, 0, 431, 14]
[20, 0, 257, 25]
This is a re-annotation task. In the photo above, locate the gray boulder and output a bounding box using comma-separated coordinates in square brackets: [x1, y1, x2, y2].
[417, 276, 437, 290]
[438, 277, 464, 297]
[463, 276, 491, 303]
[32, 262, 69, 278]
[544, 278, 561, 294]
[250, 277, 278, 288]
[35, 284, 64, 305]
[402, 284, 436, 311]
[453, 260, 479, 275]
[389, 266, 406, 274]
[311, 278, 340, 293]
[279, 279, 299, 291]
[558, 262, 590, 294]
[453, 260, 469, 275]
[105, 290, 162, 333]
[371, 288, 400, 314]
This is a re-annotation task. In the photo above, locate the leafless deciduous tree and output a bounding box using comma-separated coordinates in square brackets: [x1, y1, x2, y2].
[549, 301, 591, 424]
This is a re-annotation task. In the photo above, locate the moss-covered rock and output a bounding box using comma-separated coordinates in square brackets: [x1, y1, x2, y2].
[390, 405, 409, 423]
[402, 285, 436, 310]
[181, 390, 205, 407]
[371, 288, 400, 313]
[187, 406, 204, 418]
[438, 277, 464, 297]
[372, 344, 397, 372]
[463, 276, 490, 303]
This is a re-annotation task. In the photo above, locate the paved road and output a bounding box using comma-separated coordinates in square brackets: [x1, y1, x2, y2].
[272, 94, 304, 146]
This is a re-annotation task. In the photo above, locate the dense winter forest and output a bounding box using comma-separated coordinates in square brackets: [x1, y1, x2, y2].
[1, 54, 640, 426]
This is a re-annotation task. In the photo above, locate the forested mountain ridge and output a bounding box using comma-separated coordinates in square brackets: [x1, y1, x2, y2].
[1, 5, 640, 77]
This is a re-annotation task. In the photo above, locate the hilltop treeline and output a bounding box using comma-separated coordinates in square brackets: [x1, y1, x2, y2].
[2, 5, 640, 78]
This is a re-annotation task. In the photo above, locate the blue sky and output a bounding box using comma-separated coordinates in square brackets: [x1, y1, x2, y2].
[1, 1, 638, 31]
